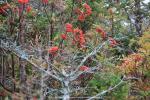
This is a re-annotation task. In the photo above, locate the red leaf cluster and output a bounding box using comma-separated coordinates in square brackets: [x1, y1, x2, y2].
[96, 27, 107, 39]
[73, 28, 85, 47]
[131, 53, 143, 62]
[48, 46, 59, 55]
[65, 23, 86, 48]
[78, 13, 86, 22]
[80, 66, 89, 71]
[65, 23, 73, 32]
[42, 0, 49, 4]
[109, 37, 117, 47]
[18, 0, 29, 4]
[75, 3, 92, 22]
[26, 5, 31, 13]
[61, 34, 67, 40]
[0, 3, 10, 15]
[83, 3, 92, 16]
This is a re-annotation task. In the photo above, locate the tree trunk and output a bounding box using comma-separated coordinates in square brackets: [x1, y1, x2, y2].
[62, 80, 70, 100]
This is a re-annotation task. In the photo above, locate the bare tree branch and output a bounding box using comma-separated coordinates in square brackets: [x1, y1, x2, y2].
[70, 42, 106, 78]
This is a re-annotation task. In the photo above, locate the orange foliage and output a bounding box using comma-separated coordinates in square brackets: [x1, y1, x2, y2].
[118, 53, 143, 73]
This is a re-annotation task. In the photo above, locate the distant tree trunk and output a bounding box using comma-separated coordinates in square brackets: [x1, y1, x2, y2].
[19, 58, 26, 85]
[50, 3, 54, 47]
[134, 0, 143, 36]
[2, 55, 6, 85]
[40, 72, 46, 100]
[18, 4, 29, 99]
[18, 4, 26, 45]
[111, 13, 114, 35]
[19, 58, 28, 98]
[11, 54, 16, 91]
[48, 3, 55, 71]
[0, 56, 1, 83]
[18, 16, 25, 45]
[1, 55, 5, 84]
